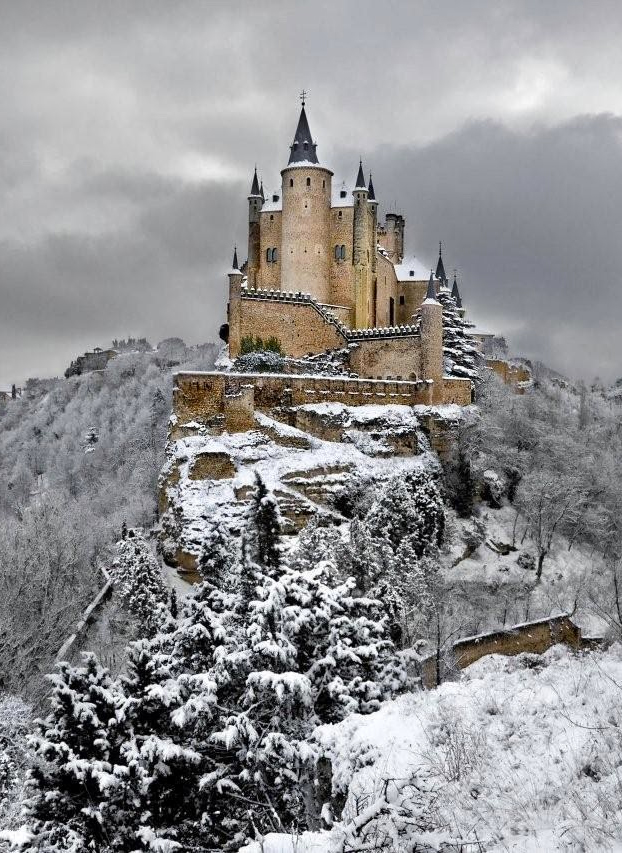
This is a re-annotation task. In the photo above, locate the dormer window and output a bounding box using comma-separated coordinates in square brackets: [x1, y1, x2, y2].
[303, 141, 308, 150]
[272, 194, 279, 202]
[409, 270, 414, 277]
[340, 190, 347, 198]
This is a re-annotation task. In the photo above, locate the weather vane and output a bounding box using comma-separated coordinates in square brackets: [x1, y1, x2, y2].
[300, 89, 307, 107]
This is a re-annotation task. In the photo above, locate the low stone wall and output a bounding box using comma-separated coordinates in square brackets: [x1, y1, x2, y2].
[452, 615, 582, 670]
[418, 614, 589, 689]
[172, 371, 434, 435]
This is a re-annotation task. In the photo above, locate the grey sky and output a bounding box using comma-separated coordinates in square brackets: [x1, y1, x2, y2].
[1, 0, 622, 387]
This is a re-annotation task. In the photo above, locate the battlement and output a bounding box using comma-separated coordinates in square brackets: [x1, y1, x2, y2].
[171, 370, 435, 438]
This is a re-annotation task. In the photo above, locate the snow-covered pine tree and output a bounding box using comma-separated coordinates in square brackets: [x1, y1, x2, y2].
[111, 528, 169, 636]
[26, 654, 126, 852]
[211, 564, 408, 840]
[248, 472, 282, 573]
[365, 469, 445, 557]
[436, 287, 483, 382]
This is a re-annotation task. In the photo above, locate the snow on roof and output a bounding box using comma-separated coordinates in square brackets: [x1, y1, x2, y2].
[331, 179, 354, 208]
[262, 193, 282, 213]
[394, 255, 431, 282]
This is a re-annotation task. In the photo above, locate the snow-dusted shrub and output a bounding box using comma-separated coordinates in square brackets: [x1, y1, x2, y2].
[234, 350, 285, 373]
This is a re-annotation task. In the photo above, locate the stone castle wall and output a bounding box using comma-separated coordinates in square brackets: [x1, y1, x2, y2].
[172, 371, 434, 437]
[234, 294, 346, 357]
[348, 335, 422, 380]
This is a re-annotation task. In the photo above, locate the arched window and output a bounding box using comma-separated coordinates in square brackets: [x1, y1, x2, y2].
[266, 248, 271, 262]
[334, 245, 340, 260]
[306, 177, 311, 187]
[322, 180, 325, 188]
[272, 248, 278, 262]
[340, 245, 346, 260]
[290, 178, 293, 187]
[399, 295, 405, 305]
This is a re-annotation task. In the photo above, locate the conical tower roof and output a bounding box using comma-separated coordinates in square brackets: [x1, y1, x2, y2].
[249, 167, 261, 197]
[424, 270, 438, 302]
[231, 246, 239, 272]
[435, 241, 447, 284]
[451, 271, 462, 308]
[259, 179, 265, 202]
[368, 173, 376, 201]
[354, 160, 367, 190]
[288, 105, 319, 164]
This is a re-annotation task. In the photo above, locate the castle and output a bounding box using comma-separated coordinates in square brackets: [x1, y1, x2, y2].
[224, 98, 474, 405]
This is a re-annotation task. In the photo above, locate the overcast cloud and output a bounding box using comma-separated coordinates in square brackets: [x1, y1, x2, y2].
[1, 0, 622, 386]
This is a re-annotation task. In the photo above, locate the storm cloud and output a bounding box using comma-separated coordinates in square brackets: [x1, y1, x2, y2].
[1, 0, 622, 386]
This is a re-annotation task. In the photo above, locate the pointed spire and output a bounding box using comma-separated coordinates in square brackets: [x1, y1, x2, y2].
[425, 270, 438, 302]
[354, 159, 367, 190]
[259, 179, 265, 203]
[250, 167, 260, 197]
[232, 246, 239, 271]
[435, 241, 447, 284]
[451, 270, 462, 308]
[368, 172, 376, 201]
[288, 104, 319, 164]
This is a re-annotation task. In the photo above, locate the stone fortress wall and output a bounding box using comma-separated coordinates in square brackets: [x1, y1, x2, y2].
[171, 371, 437, 439]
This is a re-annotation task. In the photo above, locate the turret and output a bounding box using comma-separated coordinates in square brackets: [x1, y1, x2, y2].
[420, 271, 444, 402]
[383, 213, 405, 263]
[280, 100, 333, 301]
[352, 161, 370, 327]
[368, 173, 378, 276]
[227, 247, 244, 357]
[451, 270, 463, 308]
[247, 167, 262, 288]
[435, 241, 448, 287]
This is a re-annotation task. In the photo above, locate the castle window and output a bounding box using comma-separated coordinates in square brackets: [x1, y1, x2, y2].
[322, 180, 325, 188]
[303, 141, 308, 150]
[272, 194, 279, 202]
[266, 248, 271, 263]
[340, 189, 346, 198]
[399, 295, 405, 305]
[340, 244, 346, 260]
[306, 177, 311, 187]
[272, 248, 278, 262]
[270, 214, 274, 221]
[334, 245, 340, 260]
[338, 210, 342, 219]
[409, 270, 414, 277]
[290, 178, 293, 187]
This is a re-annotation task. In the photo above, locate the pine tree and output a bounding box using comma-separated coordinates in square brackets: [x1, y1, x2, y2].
[27, 654, 127, 851]
[366, 469, 445, 557]
[211, 564, 408, 839]
[111, 529, 169, 636]
[248, 472, 281, 573]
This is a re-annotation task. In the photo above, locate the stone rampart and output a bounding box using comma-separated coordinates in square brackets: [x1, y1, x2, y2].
[172, 371, 433, 436]
[442, 377, 473, 405]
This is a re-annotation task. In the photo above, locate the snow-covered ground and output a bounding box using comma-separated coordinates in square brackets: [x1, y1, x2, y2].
[242, 645, 622, 852]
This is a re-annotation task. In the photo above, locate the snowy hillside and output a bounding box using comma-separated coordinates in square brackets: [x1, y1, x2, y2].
[242, 644, 622, 852]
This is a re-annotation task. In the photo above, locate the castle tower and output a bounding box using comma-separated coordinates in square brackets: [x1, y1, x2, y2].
[280, 101, 333, 302]
[352, 161, 370, 327]
[420, 271, 444, 402]
[247, 168, 262, 289]
[383, 213, 405, 263]
[227, 247, 245, 357]
[368, 173, 378, 276]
